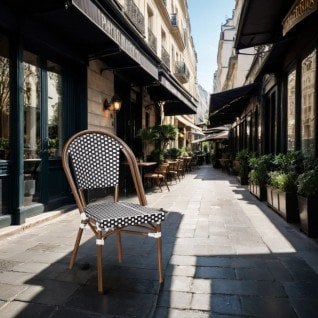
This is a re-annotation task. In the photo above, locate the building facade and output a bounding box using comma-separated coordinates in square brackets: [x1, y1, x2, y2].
[0, 0, 198, 227]
[210, 0, 318, 161]
[213, 0, 255, 93]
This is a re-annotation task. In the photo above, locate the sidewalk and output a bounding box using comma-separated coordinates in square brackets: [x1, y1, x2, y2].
[0, 166, 318, 317]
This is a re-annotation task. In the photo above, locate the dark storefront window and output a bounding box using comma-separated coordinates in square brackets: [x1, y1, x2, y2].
[23, 51, 41, 206]
[301, 50, 316, 157]
[0, 33, 10, 215]
[47, 61, 63, 158]
[23, 53, 65, 206]
[246, 115, 251, 150]
[287, 69, 296, 151]
[0, 34, 9, 157]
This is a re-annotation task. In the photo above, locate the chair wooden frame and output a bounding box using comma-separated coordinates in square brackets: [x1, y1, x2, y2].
[144, 163, 170, 192]
[62, 130, 164, 294]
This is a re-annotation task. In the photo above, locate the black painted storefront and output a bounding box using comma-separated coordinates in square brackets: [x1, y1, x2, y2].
[0, 1, 88, 226]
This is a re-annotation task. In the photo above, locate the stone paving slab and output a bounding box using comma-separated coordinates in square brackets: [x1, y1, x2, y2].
[0, 165, 318, 317]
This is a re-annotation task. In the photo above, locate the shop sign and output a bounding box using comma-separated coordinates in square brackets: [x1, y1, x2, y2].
[283, 0, 318, 35]
[71, 0, 158, 79]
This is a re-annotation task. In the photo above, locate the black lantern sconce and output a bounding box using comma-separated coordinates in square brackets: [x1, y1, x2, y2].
[103, 95, 122, 113]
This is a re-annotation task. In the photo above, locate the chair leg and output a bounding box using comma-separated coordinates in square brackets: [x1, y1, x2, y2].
[69, 226, 84, 269]
[156, 178, 162, 192]
[156, 224, 163, 283]
[116, 232, 123, 263]
[96, 231, 104, 294]
[164, 179, 170, 191]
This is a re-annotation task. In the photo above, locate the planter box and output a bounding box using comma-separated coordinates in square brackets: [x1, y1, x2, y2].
[266, 186, 299, 223]
[249, 183, 267, 201]
[237, 175, 248, 185]
[266, 186, 273, 206]
[298, 196, 318, 238]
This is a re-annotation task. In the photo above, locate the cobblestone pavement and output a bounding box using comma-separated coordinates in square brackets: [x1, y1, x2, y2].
[0, 165, 318, 317]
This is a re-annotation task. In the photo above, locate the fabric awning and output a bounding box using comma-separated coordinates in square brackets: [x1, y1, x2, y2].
[235, 0, 294, 50]
[205, 130, 229, 141]
[175, 116, 202, 132]
[71, 0, 158, 79]
[209, 84, 259, 127]
[148, 70, 197, 115]
[191, 130, 229, 144]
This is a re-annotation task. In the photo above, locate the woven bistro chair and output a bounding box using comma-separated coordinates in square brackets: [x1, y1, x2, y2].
[144, 163, 170, 192]
[168, 161, 179, 183]
[62, 130, 166, 294]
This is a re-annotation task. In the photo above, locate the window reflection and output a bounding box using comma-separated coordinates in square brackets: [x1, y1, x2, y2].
[0, 34, 10, 160]
[47, 61, 62, 158]
[23, 51, 41, 206]
[287, 69, 296, 151]
[23, 52, 40, 160]
[0, 34, 10, 215]
[301, 50, 316, 157]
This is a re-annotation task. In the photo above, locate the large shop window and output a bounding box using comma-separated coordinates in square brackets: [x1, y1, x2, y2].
[23, 51, 41, 206]
[23, 51, 64, 206]
[47, 61, 62, 158]
[301, 50, 316, 157]
[0, 33, 10, 215]
[287, 69, 296, 151]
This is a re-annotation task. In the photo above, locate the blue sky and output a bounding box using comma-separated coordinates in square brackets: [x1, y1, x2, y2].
[188, 0, 235, 93]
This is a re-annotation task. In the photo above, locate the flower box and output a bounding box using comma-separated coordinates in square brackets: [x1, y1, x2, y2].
[298, 196, 318, 238]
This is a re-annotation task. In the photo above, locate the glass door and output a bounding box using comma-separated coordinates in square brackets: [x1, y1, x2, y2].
[23, 51, 41, 206]
[23, 52, 65, 207]
[0, 33, 10, 215]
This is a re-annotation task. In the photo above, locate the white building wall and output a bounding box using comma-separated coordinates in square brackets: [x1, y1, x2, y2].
[214, 0, 255, 92]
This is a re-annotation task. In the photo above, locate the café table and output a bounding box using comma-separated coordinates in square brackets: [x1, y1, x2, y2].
[136, 161, 157, 176]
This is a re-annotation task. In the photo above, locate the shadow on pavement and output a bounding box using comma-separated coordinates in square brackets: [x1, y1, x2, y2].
[1, 211, 182, 318]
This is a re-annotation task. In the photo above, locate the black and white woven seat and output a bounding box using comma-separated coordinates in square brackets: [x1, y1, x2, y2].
[62, 130, 166, 294]
[85, 201, 165, 229]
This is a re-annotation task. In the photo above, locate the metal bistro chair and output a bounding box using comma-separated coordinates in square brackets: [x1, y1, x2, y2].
[62, 130, 166, 294]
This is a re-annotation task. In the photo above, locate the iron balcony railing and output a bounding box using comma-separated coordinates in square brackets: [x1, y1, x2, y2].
[124, 0, 145, 35]
[170, 13, 177, 26]
[148, 28, 157, 53]
[174, 61, 190, 83]
[161, 45, 170, 68]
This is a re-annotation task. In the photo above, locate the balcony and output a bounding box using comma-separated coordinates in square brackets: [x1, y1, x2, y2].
[124, 0, 145, 35]
[170, 13, 178, 26]
[161, 45, 170, 68]
[170, 13, 185, 50]
[174, 61, 190, 84]
[148, 28, 157, 53]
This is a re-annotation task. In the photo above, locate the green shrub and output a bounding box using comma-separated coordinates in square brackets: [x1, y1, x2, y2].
[0, 137, 9, 150]
[236, 149, 251, 178]
[268, 171, 297, 193]
[273, 151, 304, 174]
[48, 138, 59, 149]
[297, 168, 318, 197]
[165, 147, 181, 159]
[150, 149, 164, 163]
[248, 153, 274, 186]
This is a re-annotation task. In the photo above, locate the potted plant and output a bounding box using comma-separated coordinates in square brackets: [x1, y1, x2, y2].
[136, 127, 155, 161]
[165, 147, 181, 160]
[150, 149, 165, 164]
[48, 138, 59, 158]
[248, 153, 274, 200]
[297, 167, 318, 237]
[0, 137, 9, 159]
[266, 151, 303, 223]
[235, 149, 251, 185]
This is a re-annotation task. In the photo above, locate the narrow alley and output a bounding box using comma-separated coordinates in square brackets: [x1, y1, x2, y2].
[0, 165, 317, 317]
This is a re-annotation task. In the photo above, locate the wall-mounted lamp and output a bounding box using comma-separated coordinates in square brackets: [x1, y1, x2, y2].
[103, 95, 122, 112]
